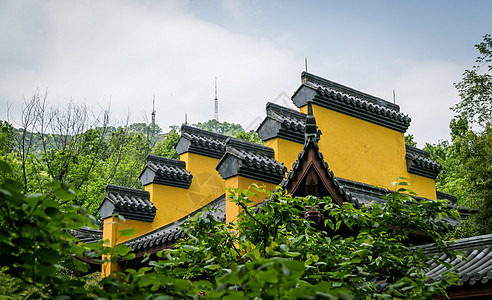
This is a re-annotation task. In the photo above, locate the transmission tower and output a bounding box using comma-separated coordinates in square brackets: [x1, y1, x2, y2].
[214, 77, 219, 121]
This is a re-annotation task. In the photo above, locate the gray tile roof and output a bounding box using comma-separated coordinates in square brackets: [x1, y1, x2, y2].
[175, 125, 228, 159]
[257, 102, 306, 144]
[216, 138, 287, 184]
[405, 145, 442, 179]
[421, 234, 492, 286]
[99, 185, 156, 222]
[69, 226, 103, 244]
[140, 155, 193, 188]
[123, 194, 226, 253]
[292, 72, 411, 132]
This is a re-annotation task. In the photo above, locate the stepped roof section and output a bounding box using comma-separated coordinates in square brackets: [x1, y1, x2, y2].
[98, 185, 156, 222]
[216, 138, 287, 184]
[405, 145, 442, 179]
[139, 155, 193, 188]
[292, 72, 411, 132]
[420, 234, 492, 297]
[257, 102, 306, 144]
[175, 125, 228, 159]
[123, 194, 226, 256]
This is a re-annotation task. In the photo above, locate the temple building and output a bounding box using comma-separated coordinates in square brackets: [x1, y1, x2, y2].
[78, 72, 491, 298]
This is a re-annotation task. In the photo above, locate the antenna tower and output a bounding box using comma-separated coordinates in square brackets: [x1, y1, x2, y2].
[151, 95, 156, 125]
[214, 77, 219, 121]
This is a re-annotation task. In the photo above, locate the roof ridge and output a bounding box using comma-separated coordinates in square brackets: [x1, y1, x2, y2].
[266, 102, 306, 120]
[146, 154, 185, 169]
[105, 184, 149, 199]
[301, 71, 399, 112]
[225, 137, 275, 158]
[181, 125, 229, 142]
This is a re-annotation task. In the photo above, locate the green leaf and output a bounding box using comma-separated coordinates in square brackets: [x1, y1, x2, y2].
[0, 160, 12, 174]
[119, 228, 137, 237]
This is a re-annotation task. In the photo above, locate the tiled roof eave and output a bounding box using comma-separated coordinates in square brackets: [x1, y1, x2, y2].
[312, 93, 410, 132]
[186, 143, 225, 159]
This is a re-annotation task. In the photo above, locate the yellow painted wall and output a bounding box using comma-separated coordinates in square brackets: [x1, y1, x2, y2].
[224, 176, 277, 223]
[265, 138, 304, 173]
[129, 152, 226, 236]
[300, 104, 436, 199]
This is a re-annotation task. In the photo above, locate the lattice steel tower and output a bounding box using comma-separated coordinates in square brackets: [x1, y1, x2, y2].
[214, 77, 219, 121]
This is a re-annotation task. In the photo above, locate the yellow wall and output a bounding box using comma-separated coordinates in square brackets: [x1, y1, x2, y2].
[300, 104, 436, 199]
[131, 152, 226, 236]
[224, 176, 277, 223]
[265, 138, 304, 173]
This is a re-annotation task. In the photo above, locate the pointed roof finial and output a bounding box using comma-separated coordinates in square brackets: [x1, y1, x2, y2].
[305, 102, 317, 139]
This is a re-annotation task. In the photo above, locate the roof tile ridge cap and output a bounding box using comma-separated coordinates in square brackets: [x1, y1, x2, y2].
[146, 154, 185, 169]
[180, 125, 229, 142]
[419, 234, 492, 253]
[405, 144, 431, 158]
[301, 71, 399, 110]
[105, 184, 149, 199]
[266, 102, 306, 120]
[333, 177, 392, 194]
[225, 137, 275, 158]
[318, 85, 410, 121]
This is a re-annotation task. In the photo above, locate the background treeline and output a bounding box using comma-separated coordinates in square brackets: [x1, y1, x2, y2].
[0, 95, 260, 216]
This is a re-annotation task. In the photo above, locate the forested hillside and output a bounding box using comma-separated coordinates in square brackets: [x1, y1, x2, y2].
[0, 95, 257, 216]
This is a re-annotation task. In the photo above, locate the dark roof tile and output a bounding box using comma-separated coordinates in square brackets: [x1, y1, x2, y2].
[405, 145, 442, 179]
[140, 155, 193, 188]
[292, 72, 411, 132]
[98, 185, 156, 222]
[175, 125, 228, 159]
[257, 102, 306, 143]
[216, 138, 287, 184]
[420, 234, 492, 286]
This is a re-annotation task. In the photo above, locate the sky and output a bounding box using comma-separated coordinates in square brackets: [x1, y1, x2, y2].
[1, 0, 491, 146]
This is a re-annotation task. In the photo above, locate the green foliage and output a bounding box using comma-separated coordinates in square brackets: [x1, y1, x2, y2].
[454, 125, 492, 235]
[193, 119, 244, 136]
[454, 33, 492, 126]
[404, 134, 417, 147]
[235, 130, 263, 144]
[424, 35, 492, 238]
[0, 158, 460, 299]
[0, 121, 14, 154]
[153, 130, 180, 159]
[151, 184, 458, 299]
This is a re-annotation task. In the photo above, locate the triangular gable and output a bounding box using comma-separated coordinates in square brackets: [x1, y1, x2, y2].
[281, 139, 347, 206]
[280, 102, 349, 206]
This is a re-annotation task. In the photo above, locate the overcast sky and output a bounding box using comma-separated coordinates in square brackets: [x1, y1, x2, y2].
[1, 0, 491, 146]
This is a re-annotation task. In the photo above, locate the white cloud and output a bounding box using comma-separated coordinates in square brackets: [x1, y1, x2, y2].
[1, 0, 299, 131]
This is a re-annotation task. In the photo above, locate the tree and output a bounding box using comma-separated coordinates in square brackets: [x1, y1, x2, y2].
[193, 119, 244, 136]
[454, 34, 492, 126]
[0, 121, 14, 154]
[4, 92, 159, 215]
[235, 130, 263, 144]
[404, 134, 417, 147]
[426, 34, 492, 237]
[152, 130, 180, 159]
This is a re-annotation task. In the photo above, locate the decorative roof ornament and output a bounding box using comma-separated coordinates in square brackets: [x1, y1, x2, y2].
[305, 101, 317, 140]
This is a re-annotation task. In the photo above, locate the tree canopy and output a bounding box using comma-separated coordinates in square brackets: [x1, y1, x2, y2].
[426, 34, 492, 237]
